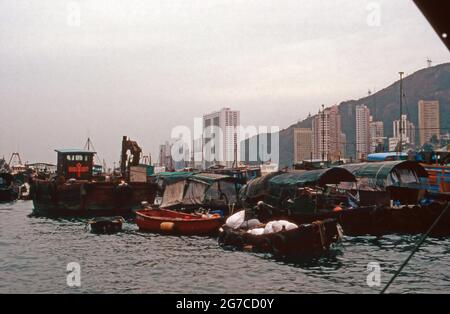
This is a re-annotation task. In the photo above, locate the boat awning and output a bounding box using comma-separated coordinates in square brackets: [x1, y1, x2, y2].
[268, 168, 356, 188]
[340, 161, 428, 190]
[151, 171, 194, 184]
[190, 172, 232, 185]
[242, 168, 356, 201]
[243, 171, 283, 200]
[159, 172, 238, 208]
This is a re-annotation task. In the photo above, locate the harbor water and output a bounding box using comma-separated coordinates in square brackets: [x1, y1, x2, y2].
[1, 201, 449, 294]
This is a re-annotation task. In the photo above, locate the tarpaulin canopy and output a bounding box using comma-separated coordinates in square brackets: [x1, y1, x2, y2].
[340, 161, 428, 190]
[243, 168, 355, 201]
[268, 168, 356, 187]
[160, 180, 185, 208]
[151, 171, 194, 184]
[242, 171, 283, 200]
[190, 172, 232, 185]
[159, 172, 239, 209]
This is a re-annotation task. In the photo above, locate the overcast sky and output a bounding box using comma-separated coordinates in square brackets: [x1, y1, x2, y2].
[0, 0, 448, 166]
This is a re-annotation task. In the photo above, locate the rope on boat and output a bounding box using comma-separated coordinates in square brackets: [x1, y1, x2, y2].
[380, 202, 450, 294]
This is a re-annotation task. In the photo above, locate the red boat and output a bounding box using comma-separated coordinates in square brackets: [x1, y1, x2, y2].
[135, 209, 223, 236]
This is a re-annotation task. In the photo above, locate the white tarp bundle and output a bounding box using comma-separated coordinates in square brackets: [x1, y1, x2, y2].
[227, 210, 298, 234]
[263, 220, 298, 234]
[247, 228, 265, 236]
[225, 210, 246, 229]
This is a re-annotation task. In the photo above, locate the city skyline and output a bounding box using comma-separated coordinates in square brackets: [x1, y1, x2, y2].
[0, 1, 449, 166]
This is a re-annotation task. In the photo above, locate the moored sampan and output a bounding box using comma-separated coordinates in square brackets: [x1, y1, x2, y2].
[218, 218, 341, 257]
[87, 216, 124, 234]
[135, 208, 223, 236]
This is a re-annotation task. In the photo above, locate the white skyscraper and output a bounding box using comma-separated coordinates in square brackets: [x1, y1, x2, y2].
[355, 104, 371, 159]
[311, 105, 342, 162]
[389, 114, 415, 151]
[369, 116, 385, 153]
[203, 107, 240, 168]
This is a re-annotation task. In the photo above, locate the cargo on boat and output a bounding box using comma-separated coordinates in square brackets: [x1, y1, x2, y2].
[218, 211, 341, 257]
[136, 208, 223, 235]
[31, 137, 157, 217]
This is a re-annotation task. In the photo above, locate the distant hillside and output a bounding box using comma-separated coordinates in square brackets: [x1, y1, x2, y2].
[242, 62, 450, 167]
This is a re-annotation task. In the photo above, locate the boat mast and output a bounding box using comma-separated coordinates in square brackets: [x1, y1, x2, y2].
[84, 136, 101, 165]
[191, 139, 195, 168]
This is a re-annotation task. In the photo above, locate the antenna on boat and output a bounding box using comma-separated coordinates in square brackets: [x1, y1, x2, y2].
[191, 139, 195, 168]
[201, 134, 204, 170]
[84, 137, 102, 165]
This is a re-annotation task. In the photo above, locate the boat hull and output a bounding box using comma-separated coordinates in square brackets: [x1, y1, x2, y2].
[135, 209, 223, 236]
[31, 179, 157, 217]
[276, 202, 450, 237]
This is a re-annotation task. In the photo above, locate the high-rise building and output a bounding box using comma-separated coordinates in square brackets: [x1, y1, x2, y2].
[203, 107, 240, 167]
[158, 141, 173, 169]
[369, 116, 385, 153]
[389, 114, 415, 151]
[293, 128, 313, 164]
[340, 132, 347, 158]
[312, 105, 342, 161]
[418, 100, 440, 145]
[355, 105, 371, 159]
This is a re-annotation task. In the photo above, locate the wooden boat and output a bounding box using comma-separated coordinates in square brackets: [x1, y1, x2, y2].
[255, 201, 450, 237]
[31, 141, 157, 218]
[87, 216, 124, 234]
[135, 208, 223, 236]
[0, 173, 18, 203]
[218, 218, 340, 257]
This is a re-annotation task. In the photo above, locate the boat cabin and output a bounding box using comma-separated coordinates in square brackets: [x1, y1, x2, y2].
[55, 149, 96, 180]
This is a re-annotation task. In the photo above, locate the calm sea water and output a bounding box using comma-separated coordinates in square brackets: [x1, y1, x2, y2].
[1, 201, 449, 294]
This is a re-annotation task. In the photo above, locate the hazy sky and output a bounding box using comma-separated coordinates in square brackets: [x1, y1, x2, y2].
[0, 0, 448, 166]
